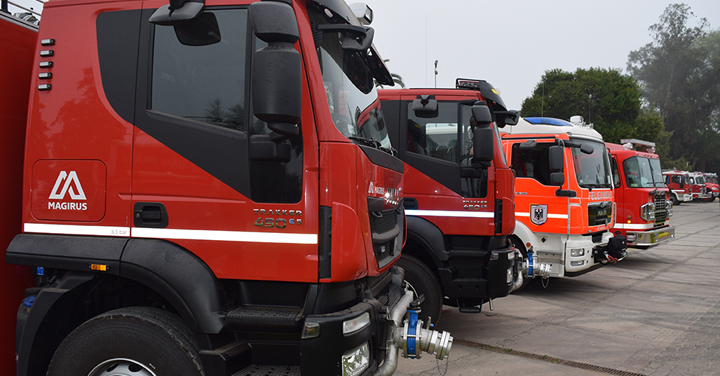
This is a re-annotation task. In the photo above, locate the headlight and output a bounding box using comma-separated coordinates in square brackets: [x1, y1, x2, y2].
[570, 248, 585, 257]
[343, 312, 370, 335]
[666, 200, 673, 218]
[640, 202, 655, 221]
[341, 341, 370, 376]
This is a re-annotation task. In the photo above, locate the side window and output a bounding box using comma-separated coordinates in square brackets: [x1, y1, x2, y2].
[623, 157, 641, 187]
[511, 142, 552, 185]
[407, 102, 459, 163]
[152, 9, 250, 131]
[611, 157, 621, 188]
[149, 9, 302, 203]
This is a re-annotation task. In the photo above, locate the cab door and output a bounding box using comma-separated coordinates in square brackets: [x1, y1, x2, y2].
[506, 138, 570, 236]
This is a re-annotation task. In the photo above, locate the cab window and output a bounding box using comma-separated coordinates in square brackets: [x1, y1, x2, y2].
[510, 143, 552, 186]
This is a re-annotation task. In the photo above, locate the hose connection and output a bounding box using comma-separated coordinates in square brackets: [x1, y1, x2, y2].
[373, 288, 453, 376]
[524, 247, 551, 280]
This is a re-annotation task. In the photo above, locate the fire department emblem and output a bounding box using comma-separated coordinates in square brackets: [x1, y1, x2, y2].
[530, 204, 548, 225]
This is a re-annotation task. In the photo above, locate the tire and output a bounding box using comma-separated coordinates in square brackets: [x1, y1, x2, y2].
[47, 307, 205, 376]
[510, 236, 531, 292]
[671, 195, 680, 206]
[397, 254, 443, 325]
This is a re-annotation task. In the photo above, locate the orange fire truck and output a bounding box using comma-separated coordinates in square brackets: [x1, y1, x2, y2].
[500, 116, 627, 286]
[1, 1, 452, 375]
[607, 140, 674, 248]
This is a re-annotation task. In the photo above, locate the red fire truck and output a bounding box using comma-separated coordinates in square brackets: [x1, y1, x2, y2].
[662, 170, 693, 205]
[607, 140, 674, 248]
[688, 171, 712, 201]
[0, 6, 37, 376]
[378, 79, 521, 322]
[1, 1, 452, 375]
[500, 116, 627, 286]
[703, 172, 718, 202]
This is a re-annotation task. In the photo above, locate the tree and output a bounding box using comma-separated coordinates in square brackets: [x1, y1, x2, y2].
[627, 3, 718, 169]
[520, 68, 659, 144]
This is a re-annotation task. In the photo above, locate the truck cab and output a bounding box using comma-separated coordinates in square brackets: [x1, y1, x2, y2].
[688, 171, 711, 201]
[501, 116, 626, 283]
[3, 0, 451, 375]
[662, 170, 693, 205]
[607, 140, 675, 248]
[378, 79, 520, 321]
[703, 172, 718, 202]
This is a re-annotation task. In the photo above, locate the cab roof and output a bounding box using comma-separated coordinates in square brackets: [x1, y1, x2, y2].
[500, 116, 604, 141]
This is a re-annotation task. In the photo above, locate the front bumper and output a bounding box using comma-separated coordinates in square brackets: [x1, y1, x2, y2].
[627, 225, 675, 247]
[300, 266, 404, 376]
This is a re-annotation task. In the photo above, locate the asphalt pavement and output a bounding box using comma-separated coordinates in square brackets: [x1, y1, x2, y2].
[395, 200, 720, 376]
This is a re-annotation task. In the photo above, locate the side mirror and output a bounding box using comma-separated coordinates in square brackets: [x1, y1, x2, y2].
[549, 145, 564, 172]
[519, 140, 536, 150]
[411, 95, 438, 118]
[249, 134, 292, 162]
[470, 102, 493, 127]
[471, 102, 494, 167]
[580, 143, 594, 154]
[494, 110, 520, 127]
[550, 172, 565, 186]
[250, 1, 301, 137]
[472, 127, 494, 166]
[149, 0, 204, 25]
[317, 24, 374, 52]
[172, 12, 221, 46]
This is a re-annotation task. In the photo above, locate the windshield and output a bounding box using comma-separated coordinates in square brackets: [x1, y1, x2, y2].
[309, 8, 392, 152]
[649, 158, 666, 187]
[623, 157, 665, 188]
[571, 138, 612, 189]
[695, 176, 706, 184]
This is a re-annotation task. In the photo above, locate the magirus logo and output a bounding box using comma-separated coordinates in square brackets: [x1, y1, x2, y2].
[48, 171, 87, 210]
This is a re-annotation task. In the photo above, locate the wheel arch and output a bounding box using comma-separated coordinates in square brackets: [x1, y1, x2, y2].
[7, 234, 225, 375]
[509, 220, 539, 251]
[404, 216, 447, 268]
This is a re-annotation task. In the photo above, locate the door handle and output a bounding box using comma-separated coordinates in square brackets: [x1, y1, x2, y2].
[134, 202, 168, 228]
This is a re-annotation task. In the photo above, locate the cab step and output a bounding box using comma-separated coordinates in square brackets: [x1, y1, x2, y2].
[232, 365, 300, 376]
[225, 306, 302, 329]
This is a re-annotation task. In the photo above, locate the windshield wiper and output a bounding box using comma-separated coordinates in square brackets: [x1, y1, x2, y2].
[349, 136, 397, 156]
[583, 183, 610, 189]
[349, 136, 381, 149]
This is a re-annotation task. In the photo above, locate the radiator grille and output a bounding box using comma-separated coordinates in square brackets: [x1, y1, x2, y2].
[654, 193, 667, 226]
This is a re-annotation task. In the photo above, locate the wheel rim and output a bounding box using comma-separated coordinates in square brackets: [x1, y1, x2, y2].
[88, 358, 157, 376]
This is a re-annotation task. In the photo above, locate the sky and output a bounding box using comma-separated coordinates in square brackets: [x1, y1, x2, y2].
[364, 0, 720, 111]
[7, 0, 720, 111]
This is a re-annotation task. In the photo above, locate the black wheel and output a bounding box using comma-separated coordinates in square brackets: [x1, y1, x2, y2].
[510, 236, 531, 292]
[47, 307, 204, 376]
[397, 254, 443, 325]
[671, 195, 680, 206]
